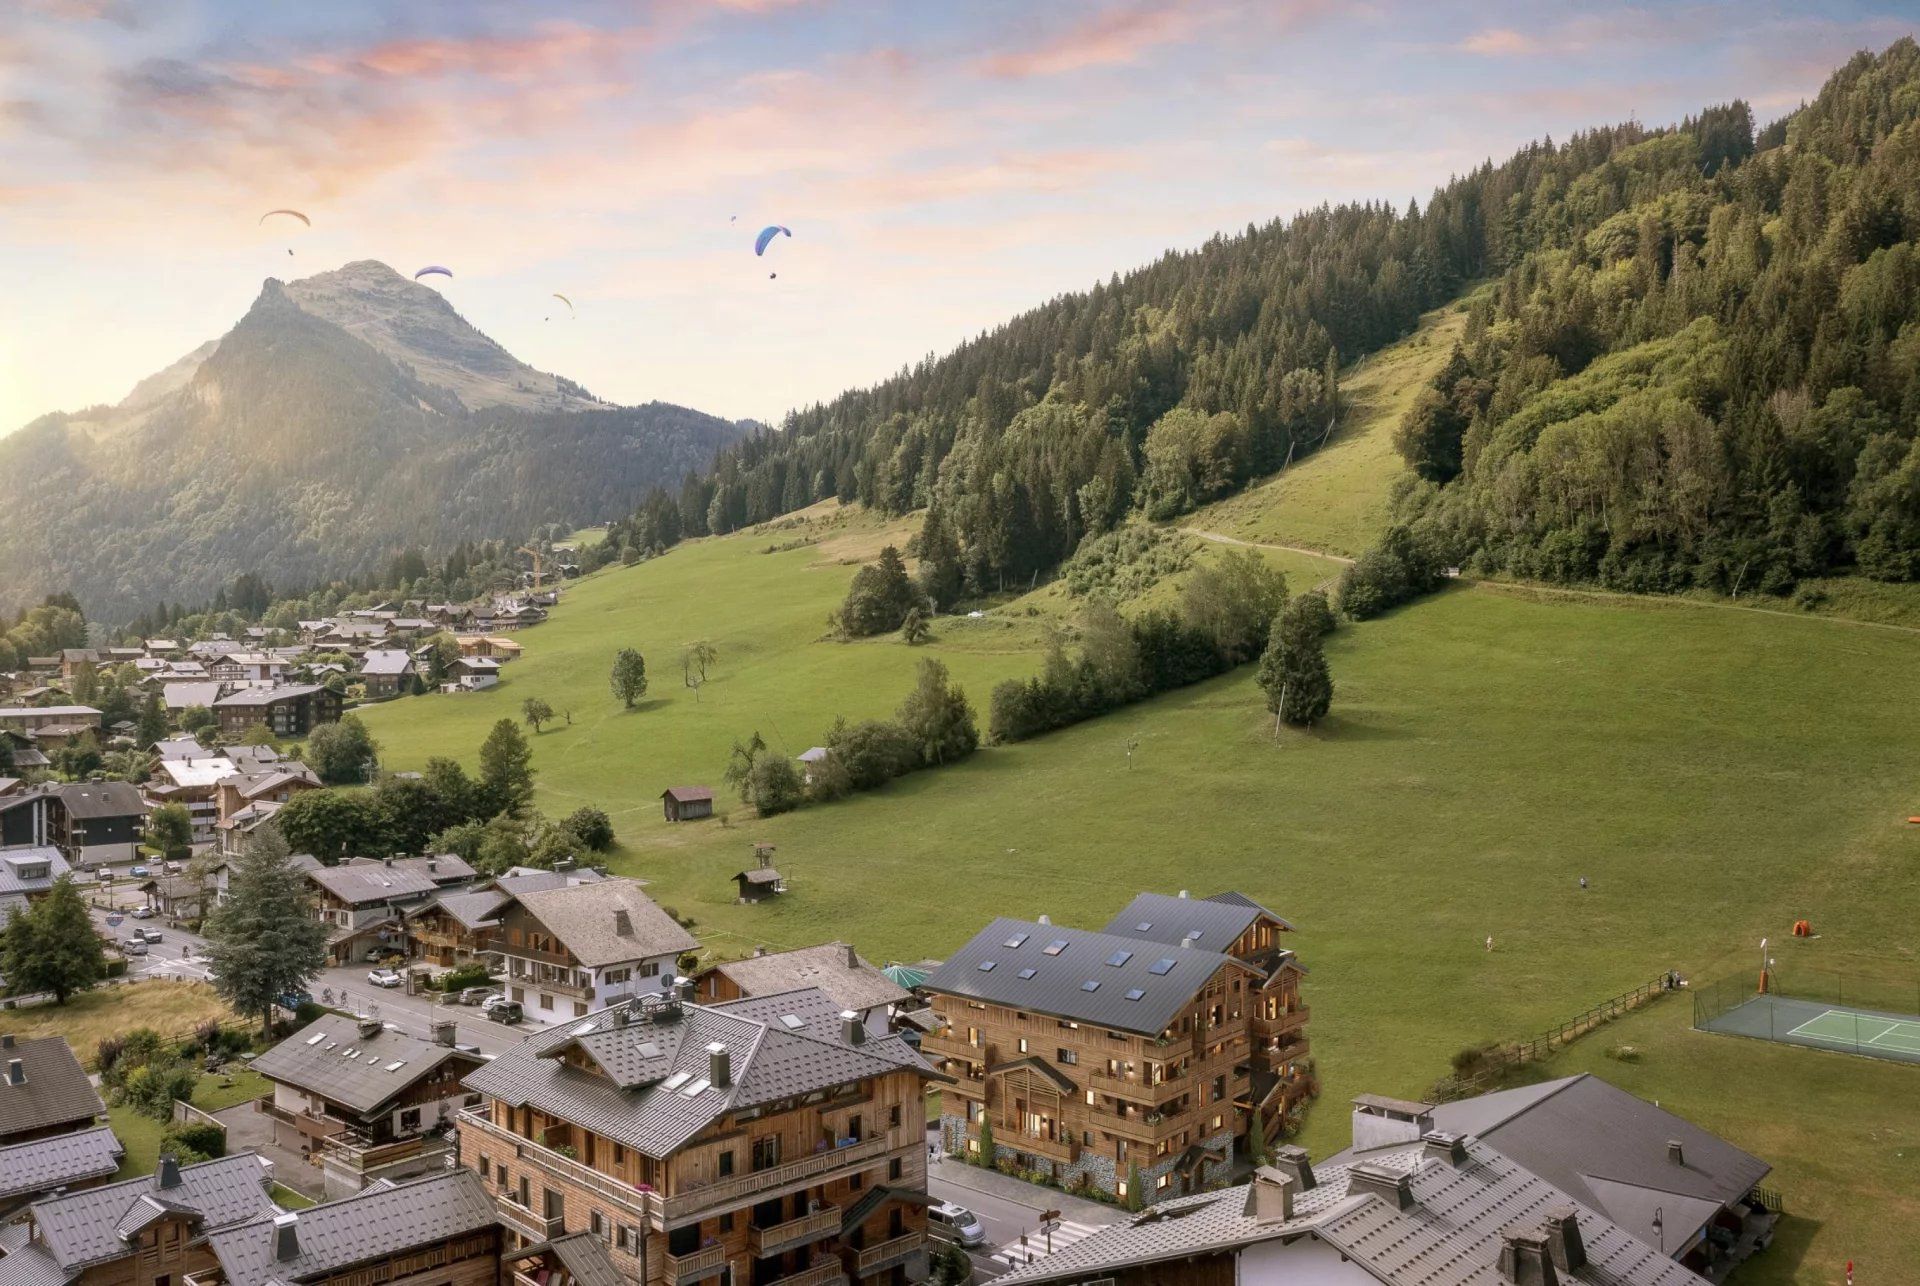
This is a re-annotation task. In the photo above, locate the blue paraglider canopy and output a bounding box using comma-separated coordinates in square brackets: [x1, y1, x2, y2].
[754, 225, 791, 256]
[414, 265, 453, 280]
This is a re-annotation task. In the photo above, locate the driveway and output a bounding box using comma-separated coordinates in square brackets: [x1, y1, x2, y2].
[215, 1099, 325, 1199]
[926, 1148, 1124, 1278]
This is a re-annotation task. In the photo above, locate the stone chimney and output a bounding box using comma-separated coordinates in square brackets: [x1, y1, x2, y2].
[1421, 1131, 1468, 1167]
[1498, 1226, 1559, 1286]
[1667, 1139, 1685, 1166]
[841, 1009, 866, 1046]
[614, 908, 632, 936]
[157, 1154, 182, 1189]
[1241, 1166, 1295, 1223]
[431, 1020, 456, 1048]
[273, 1212, 301, 1262]
[1345, 1162, 1415, 1211]
[1177, 889, 1190, 898]
[1269, 1144, 1315, 1192]
[1, 1033, 13, 1050]
[1037, 914, 1051, 926]
[706, 1042, 730, 1089]
[1543, 1206, 1586, 1273]
[845, 942, 859, 970]
[6, 1058, 23, 1086]
[358, 1016, 384, 1042]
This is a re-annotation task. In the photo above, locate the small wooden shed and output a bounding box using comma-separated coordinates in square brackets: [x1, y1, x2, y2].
[661, 786, 715, 822]
[733, 866, 787, 903]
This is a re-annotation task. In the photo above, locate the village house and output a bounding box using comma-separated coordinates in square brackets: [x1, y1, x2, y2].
[214, 762, 321, 833]
[56, 650, 100, 680]
[0, 848, 76, 928]
[445, 656, 502, 691]
[406, 887, 509, 967]
[460, 982, 942, 1286]
[0, 1034, 105, 1147]
[208, 853, 323, 909]
[0, 1125, 124, 1220]
[194, 1169, 500, 1286]
[139, 870, 207, 921]
[357, 649, 417, 698]
[148, 749, 245, 846]
[251, 1015, 487, 1197]
[207, 652, 289, 684]
[921, 890, 1309, 1206]
[0, 1153, 279, 1286]
[497, 877, 697, 1021]
[697, 943, 911, 1033]
[503, 1231, 624, 1286]
[660, 786, 713, 822]
[455, 635, 522, 662]
[212, 684, 342, 740]
[0, 706, 102, 745]
[306, 855, 479, 965]
[46, 780, 145, 868]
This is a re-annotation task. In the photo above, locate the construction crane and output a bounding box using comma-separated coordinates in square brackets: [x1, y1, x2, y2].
[517, 545, 546, 591]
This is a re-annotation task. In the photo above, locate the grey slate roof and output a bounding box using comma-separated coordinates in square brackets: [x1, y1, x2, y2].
[495, 867, 605, 896]
[465, 987, 936, 1159]
[705, 944, 909, 1015]
[306, 861, 440, 906]
[357, 650, 414, 677]
[1333, 1074, 1770, 1253]
[250, 1015, 478, 1116]
[923, 916, 1249, 1037]
[0, 1037, 103, 1140]
[427, 887, 510, 930]
[997, 1135, 1710, 1286]
[52, 781, 144, 819]
[0, 1243, 65, 1286]
[0, 850, 71, 900]
[205, 1170, 495, 1286]
[27, 1153, 276, 1271]
[0, 1125, 124, 1200]
[1102, 890, 1294, 946]
[508, 1230, 626, 1286]
[214, 684, 326, 708]
[509, 878, 696, 967]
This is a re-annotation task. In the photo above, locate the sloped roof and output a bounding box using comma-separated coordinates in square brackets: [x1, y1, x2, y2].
[1102, 890, 1294, 946]
[358, 650, 414, 677]
[426, 887, 510, 931]
[704, 942, 909, 1014]
[495, 867, 605, 897]
[997, 1135, 1710, 1286]
[0, 1125, 123, 1200]
[466, 987, 936, 1159]
[0, 849, 70, 900]
[507, 1230, 625, 1286]
[924, 916, 1249, 1037]
[0, 1036, 102, 1139]
[54, 780, 144, 819]
[251, 1015, 479, 1116]
[205, 1170, 494, 1286]
[214, 684, 326, 708]
[307, 863, 438, 906]
[28, 1153, 276, 1271]
[509, 878, 696, 967]
[661, 786, 713, 802]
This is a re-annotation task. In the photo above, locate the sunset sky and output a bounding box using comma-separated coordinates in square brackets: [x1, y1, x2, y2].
[1, 0, 1912, 432]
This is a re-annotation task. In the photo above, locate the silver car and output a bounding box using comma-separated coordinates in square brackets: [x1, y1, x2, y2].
[928, 1201, 988, 1248]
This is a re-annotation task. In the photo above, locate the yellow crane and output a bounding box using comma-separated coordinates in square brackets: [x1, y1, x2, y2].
[517, 545, 546, 591]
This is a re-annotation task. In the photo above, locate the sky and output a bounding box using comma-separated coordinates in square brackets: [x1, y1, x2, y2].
[1, 1, 1914, 432]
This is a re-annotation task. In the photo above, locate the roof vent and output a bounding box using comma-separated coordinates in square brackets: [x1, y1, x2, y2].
[1037, 914, 1051, 926]
[1421, 1130, 1468, 1167]
[614, 909, 632, 936]
[5, 1058, 22, 1086]
[706, 1042, 731, 1089]
[358, 1017, 384, 1042]
[1, 1033, 12, 1050]
[1269, 1143, 1315, 1192]
[841, 1009, 866, 1047]
[1346, 1162, 1415, 1211]
[1666, 1139, 1685, 1166]
[273, 1212, 300, 1262]
[1241, 1166, 1295, 1223]
[1177, 889, 1190, 898]
[1498, 1224, 1559, 1286]
[157, 1154, 182, 1189]
[1543, 1205, 1586, 1273]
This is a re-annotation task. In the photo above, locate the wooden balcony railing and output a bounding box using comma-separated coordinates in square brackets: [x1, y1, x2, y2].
[749, 1206, 842, 1258]
[765, 1263, 849, 1286]
[664, 1242, 729, 1284]
[854, 1232, 922, 1276]
[460, 1109, 658, 1222]
[1099, 1112, 1163, 1144]
[1086, 1071, 1165, 1105]
[322, 1132, 439, 1170]
[498, 1201, 566, 1244]
[917, 1033, 980, 1062]
[255, 1095, 346, 1140]
[664, 1136, 891, 1221]
[1008, 1133, 1074, 1164]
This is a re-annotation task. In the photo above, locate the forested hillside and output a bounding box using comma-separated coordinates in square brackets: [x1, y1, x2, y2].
[617, 40, 1920, 606]
[0, 265, 745, 620]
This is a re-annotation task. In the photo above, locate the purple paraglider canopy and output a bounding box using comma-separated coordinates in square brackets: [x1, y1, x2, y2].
[414, 265, 453, 280]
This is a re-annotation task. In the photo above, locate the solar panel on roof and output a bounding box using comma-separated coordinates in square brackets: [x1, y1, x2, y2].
[1003, 932, 1030, 948]
[1042, 939, 1068, 956]
[1081, 980, 1100, 992]
[661, 1071, 691, 1091]
[1148, 958, 1177, 975]
[1124, 988, 1146, 1001]
[1017, 968, 1038, 980]
[1105, 949, 1133, 967]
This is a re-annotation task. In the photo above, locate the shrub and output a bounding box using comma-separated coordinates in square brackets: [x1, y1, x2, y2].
[1063, 527, 1196, 600]
[166, 1121, 226, 1159]
[438, 962, 495, 993]
[560, 807, 615, 851]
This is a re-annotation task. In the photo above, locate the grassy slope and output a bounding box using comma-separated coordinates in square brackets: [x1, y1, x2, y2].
[360, 309, 1920, 1284]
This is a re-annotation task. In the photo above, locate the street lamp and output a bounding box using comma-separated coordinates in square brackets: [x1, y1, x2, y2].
[1652, 1206, 1664, 1255]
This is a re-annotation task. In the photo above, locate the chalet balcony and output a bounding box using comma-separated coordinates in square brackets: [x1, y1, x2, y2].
[1099, 1112, 1165, 1145]
[917, 1033, 981, 1062]
[1087, 1071, 1173, 1106]
[663, 1137, 892, 1222]
[854, 1232, 923, 1277]
[459, 1109, 658, 1222]
[254, 1095, 347, 1141]
[321, 1130, 443, 1173]
[765, 1262, 850, 1286]
[750, 1205, 843, 1257]
[938, 1076, 985, 1101]
[507, 965, 593, 999]
[1009, 1133, 1075, 1165]
[498, 1201, 566, 1244]
[664, 1242, 729, 1284]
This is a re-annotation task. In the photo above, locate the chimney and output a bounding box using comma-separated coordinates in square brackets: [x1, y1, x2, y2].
[845, 942, 859, 970]
[1177, 889, 1190, 899]
[1346, 1162, 1415, 1211]
[1269, 1144, 1315, 1192]
[1666, 1139, 1685, 1167]
[1421, 1131, 1468, 1167]
[706, 1042, 731, 1089]
[5, 1058, 22, 1086]
[1543, 1206, 1587, 1273]
[157, 1154, 183, 1189]
[358, 1017, 383, 1042]
[1241, 1166, 1295, 1223]
[1, 1033, 12, 1049]
[841, 1009, 866, 1046]
[753, 945, 768, 957]
[1037, 914, 1051, 926]
[431, 1021, 456, 1048]
[614, 908, 632, 936]
[1498, 1226, 1559, 1286]
[677, 977, 697, 1003]
[427, 859, 438, 873]
[273, 1212, 301, 1262]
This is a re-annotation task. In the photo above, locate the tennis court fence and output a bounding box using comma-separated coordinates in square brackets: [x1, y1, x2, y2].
[1693, 960, 1920, 1066]
[1695, 963, 1920, 1029]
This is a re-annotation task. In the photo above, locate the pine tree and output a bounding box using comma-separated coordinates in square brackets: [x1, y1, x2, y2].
[1, 875, 104, 1004]
[202, 827, 329, 1035]
[1257, 600, 1334, 731]
[479, 719, 535, 816]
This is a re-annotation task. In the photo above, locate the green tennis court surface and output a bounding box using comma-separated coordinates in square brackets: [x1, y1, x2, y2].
[1697, 991, 1920, 1065]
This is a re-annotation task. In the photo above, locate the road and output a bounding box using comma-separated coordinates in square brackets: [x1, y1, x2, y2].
[925, 1145, 1123, 1280]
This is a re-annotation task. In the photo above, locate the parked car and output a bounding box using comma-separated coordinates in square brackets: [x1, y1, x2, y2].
[929, 1202, 988, 1249]
[275, 991, 313, 1011]
[96, 868, 113, 882]
[122, 938, 149, 956]
[485, 1000, 523, 1025]
[367, 968, 404, 989]
[164, 861, 185, 874]
[480, 993, 516, 1014]
[137, 927, 163, 943]
[131, 906, 155, 919]
[130, 865, 150, 878]
[459, 987, 501, 1007]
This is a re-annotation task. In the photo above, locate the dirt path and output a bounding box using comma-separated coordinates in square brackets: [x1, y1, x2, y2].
[1179, 527, 1356, 565]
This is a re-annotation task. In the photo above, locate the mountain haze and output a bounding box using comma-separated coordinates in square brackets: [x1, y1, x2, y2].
[0, 262, 744, 620]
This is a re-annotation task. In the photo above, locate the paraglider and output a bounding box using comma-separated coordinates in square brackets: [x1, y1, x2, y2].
[754, 225, 791, 256]
[414, 265, 453, 280]
[260, 209, 310, 255]
[546, 292, 575, 322]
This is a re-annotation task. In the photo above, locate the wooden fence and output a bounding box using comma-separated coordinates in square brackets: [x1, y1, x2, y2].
[1438, 972, 1681, 1098]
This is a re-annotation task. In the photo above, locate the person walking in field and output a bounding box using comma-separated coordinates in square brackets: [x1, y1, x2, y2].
[1485, 935, 1494, 953]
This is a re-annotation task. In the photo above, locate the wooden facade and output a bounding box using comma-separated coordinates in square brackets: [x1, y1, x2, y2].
[65, 1209, 214, 1286]
[406, 902, 497, 967]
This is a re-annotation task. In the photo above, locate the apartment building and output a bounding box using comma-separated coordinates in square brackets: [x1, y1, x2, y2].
[496, 878, 696, 1020]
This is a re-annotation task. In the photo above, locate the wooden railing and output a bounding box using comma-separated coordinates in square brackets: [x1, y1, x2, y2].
[323, 1132, 438, 1170]
[1099, 1112, 1161, 1144]
[854, 1232, 921, 1275]
[664, 1137, 891, 1221]
[255, 1095, 346, 1140]
[460, 1110, 658, 1221]
[917, 1033, 980, 1062]
[766, 1262, 849, 1286]
[1008, 1132, 1075, 1164]
[750, 1206, 843, 1257]
[498, 1201, 566, 1244]
[663, 1242, 728, 1283]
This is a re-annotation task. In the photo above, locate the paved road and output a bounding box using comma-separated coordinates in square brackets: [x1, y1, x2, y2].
[925, 1151, 1123, 1279]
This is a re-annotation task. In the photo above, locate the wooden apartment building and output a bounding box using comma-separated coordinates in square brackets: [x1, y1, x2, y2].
[922, 891, 1309, 1206]
[461, 982, 944, 1286]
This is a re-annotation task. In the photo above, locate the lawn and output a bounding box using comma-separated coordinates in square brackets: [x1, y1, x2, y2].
[108, 1066, 269, 1179]
[0, 982, 239, 1068]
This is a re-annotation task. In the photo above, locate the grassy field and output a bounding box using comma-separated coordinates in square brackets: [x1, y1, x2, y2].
[109, 1066, 269, 1179]
[0, 982, 238, 1068]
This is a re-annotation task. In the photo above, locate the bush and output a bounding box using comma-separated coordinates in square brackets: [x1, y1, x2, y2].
[560, 806, 615, 851]
[166, 1121, 226, 1159]
[438, 962, 495, 994]
[1337, 524, 1449, 620]
[1062, 527, 1196, 600]
[744, 757, 805, 816]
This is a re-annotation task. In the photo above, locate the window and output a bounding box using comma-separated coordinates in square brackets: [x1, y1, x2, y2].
[539, 993, 553, 1010]
[617, 1226, 639, 1254]
[1056, 1048, 1078, 1066]
[479, 1156, 490, 1179]
[1123, 988, 1146, 1001]
[1017, 968, 1038, 980]
[1081, 980, 1100, 993]
[1148, 958, 1177, 975]
[1105, 949, 1133, 967]
[889, 1105, 902, 1128]
[1003, 932, 1030, 948]
[574, 1001, 588, 1017]
[849, 1171, 864, 1191]
[399, 1106, 422, 1131]
[849, 1113, 863, 1142]
[718, 1211, 734, 1233]
[1043, 939, 1069, 956]
[1156, 1173, 1171, 1190]
[590, 1211, 606, 1239]
[605, 967, 631, 984]
[640, 961, 662, 978]
[1212, 1075, 1226, 1102]
[497, 1164, 510, 1192]
[889, 1157, 903, 1181]
[977, 960, 997, 973]
[718, 1150, 735, 1177]
[752, 1136, 781, 1171]
[1211, 1115, 1223, 1131]
[1018, 1037, 1029, 1053]
[545, 1187, 564, 1220]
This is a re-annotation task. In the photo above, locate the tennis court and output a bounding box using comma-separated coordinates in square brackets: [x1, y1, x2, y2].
[1695, 990, 1920, 1066]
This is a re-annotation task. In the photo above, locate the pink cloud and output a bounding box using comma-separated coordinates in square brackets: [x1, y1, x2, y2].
[1458, 28, 1539, 56]
[982, 3, 1200, 79]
